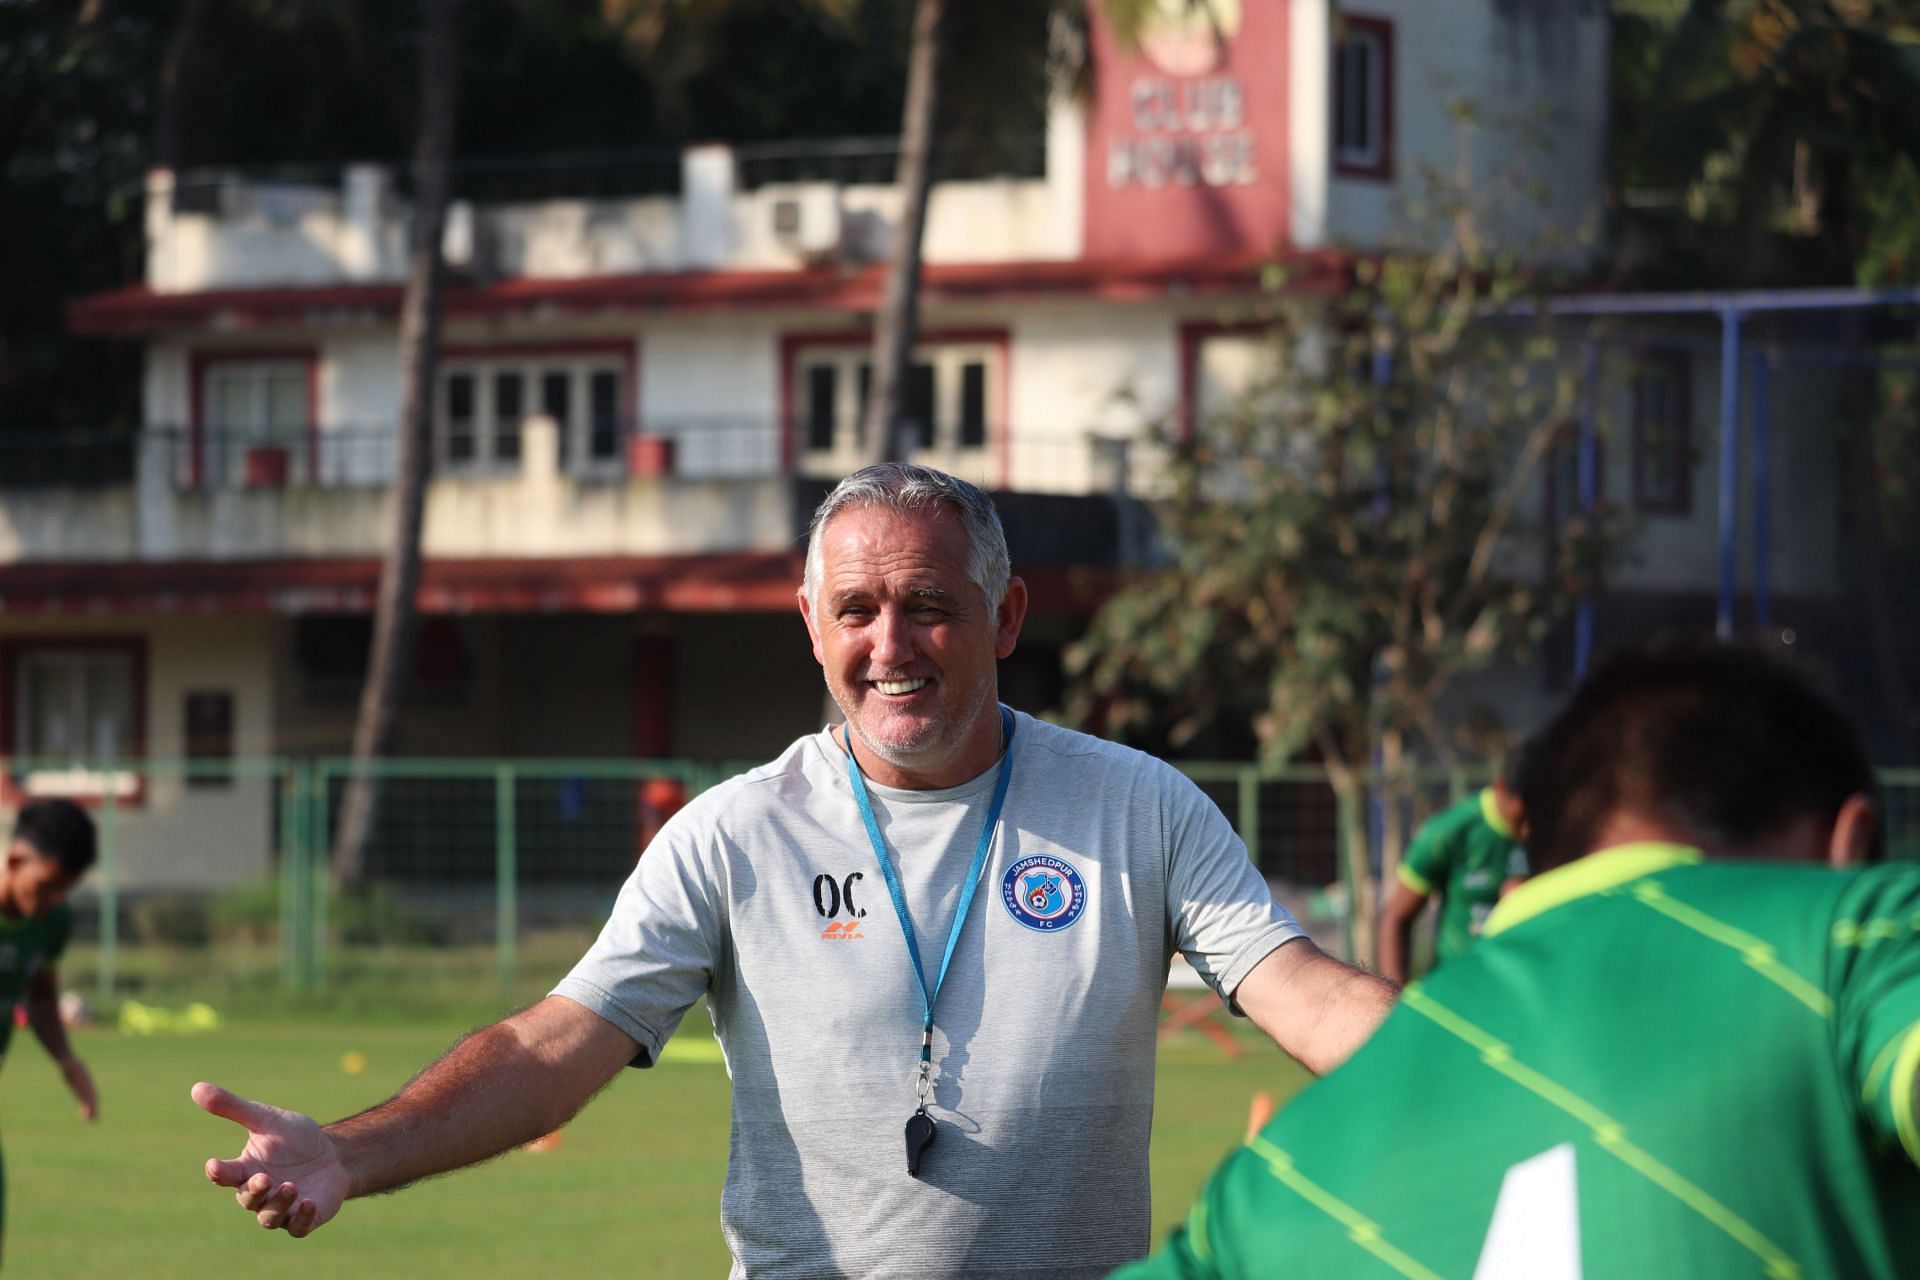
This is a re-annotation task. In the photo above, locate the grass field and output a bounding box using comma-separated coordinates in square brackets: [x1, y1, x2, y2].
[0, 1009, 1307, 1278]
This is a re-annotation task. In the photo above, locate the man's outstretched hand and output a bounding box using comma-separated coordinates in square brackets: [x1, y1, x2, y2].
[193, 1081, 350, 1238]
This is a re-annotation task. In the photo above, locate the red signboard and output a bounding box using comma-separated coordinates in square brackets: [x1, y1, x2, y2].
[1084, 0, 1291, 261]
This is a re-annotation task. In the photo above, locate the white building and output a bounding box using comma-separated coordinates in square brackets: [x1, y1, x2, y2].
[20, 0, 1833, 892]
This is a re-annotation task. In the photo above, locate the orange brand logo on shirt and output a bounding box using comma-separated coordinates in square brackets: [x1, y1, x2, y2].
[819, 921, 866, 941]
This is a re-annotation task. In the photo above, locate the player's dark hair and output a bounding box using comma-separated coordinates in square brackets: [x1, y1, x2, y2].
[1521, 639, 1880, 871]
[1498, 736, 1536, 793]
[11, 798, 97, 877]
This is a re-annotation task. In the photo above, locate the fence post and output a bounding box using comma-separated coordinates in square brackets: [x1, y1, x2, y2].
[495, 763, 518, 996]
[279, 765, 301, 990]
[310, 763, 331, 989]
[1236, 768, 1262, 872]
[96, 778, 119, 1006]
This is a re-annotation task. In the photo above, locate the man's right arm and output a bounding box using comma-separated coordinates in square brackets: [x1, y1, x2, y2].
[195, 994, 639, 1237]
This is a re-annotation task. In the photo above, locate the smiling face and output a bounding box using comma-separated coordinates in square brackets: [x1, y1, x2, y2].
[800, 504, 1027, 789]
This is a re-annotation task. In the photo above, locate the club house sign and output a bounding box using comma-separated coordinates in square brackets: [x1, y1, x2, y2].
[1106, 0, 1256, 189]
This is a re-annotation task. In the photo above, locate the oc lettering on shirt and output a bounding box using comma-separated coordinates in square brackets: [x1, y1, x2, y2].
[812, 871, 869, 940]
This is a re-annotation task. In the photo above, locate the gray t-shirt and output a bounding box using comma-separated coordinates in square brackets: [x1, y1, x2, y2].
[553, 709, 1302, 1278]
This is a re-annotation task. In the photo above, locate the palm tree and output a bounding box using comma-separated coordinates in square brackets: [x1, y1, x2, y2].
[607, 0, 1149, 470]
[860, 0, 947, 465]
[332, 0, 461, 889]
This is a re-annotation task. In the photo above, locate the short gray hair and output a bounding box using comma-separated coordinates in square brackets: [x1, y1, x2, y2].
[802, 464, 1011, 608]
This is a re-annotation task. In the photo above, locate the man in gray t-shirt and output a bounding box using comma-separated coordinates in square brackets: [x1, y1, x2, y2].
[191, 464, 1397, 1277]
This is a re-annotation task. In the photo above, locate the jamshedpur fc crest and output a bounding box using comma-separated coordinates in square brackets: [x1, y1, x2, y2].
[1001, 855, 1088, 932]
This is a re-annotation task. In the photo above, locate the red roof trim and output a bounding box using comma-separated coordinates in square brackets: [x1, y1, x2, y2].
[0, 555, 1116, 619]
[0, 555, 806, 616]
[70, 251, 1354, 335]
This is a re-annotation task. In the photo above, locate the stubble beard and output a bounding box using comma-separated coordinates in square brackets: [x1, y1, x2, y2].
[832, 672, 997, 779]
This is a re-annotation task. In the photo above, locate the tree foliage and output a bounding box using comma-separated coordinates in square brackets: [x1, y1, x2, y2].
[1062, 175, 1609, 958]
[1612, 0, 1920, 286]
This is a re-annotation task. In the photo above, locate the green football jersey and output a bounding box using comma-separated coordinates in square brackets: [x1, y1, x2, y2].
[1120, 845, 1920, 1280]
[1397, 789, 1526, 967]
[0, 904, 70, 1058]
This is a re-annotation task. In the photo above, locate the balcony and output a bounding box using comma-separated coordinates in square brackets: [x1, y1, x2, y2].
[0, 420, 1150, 567]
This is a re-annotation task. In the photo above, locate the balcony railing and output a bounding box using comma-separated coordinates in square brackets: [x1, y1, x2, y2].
[4, 422, 1150, 497]
[0, 430, 140, 488]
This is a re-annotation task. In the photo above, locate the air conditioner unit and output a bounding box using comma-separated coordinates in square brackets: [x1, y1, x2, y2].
[442, 200, 475, 268]
[763, 184, 842, 256]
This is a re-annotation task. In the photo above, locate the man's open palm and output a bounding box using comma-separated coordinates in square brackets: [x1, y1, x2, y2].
[193, 1081, 349, 1238]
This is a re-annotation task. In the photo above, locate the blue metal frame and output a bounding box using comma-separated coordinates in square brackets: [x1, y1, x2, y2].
[1519, 286, 1920, 650]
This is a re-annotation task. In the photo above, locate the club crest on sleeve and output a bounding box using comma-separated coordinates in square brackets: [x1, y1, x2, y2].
[1001, 855, 1087, 932]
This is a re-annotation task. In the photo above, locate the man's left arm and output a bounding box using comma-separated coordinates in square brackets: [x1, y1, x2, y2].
[26, 966, 96, 1121]
[1233, 939, 1398, 1076]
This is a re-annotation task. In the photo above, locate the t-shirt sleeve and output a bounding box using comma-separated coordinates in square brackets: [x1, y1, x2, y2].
[1831, 867, 1920, 1167]
[549, 804, 725, 1068]
[1398, 806, 1461, 896]
[1162, 766, 1303, 1010]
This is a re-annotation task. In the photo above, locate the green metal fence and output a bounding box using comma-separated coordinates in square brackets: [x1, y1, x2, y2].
[4, 757, 1918, 1002]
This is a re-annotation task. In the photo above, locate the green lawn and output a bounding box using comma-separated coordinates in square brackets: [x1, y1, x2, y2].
[1, 1013, 1306, 1278]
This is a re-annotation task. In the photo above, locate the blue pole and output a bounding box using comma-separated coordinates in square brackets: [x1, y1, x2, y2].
[1750, 351, 1771, 633]
[1716, 308, 1743, 639]
[1574, 337, 1599, 678]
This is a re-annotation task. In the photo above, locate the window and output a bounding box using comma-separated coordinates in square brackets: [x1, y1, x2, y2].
[959, 362, 988, 449]
[1631, 353, 1691, 515]
[1, 639, 146, 803]
[1332, 15, 1393, 180]
[805, 366, 837, 452]
[492, 372, 523, 463]
[439, 354, 628, 475]
[589, 370, 622, 464]
[197, 356, 313, 486]
[791, 341, 1000, 472]
[446, 372, 478, 465]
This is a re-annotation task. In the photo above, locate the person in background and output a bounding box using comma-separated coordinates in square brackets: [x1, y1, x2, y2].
[1378, 754, 1530, 985]
[0, 798, 100, 1266]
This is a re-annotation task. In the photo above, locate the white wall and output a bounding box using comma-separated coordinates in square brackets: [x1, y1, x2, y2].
[0, 614, 276, 893]
[1321, 0, 1608, 261]
[1006, 301, 1185, 492]
[147, 148, 1082, 295]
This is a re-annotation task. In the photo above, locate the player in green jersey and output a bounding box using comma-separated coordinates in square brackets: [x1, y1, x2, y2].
[1379, 763, 1529, 984]
[1118, 641, 1917, 1279]
[0, 800, 99, 1264]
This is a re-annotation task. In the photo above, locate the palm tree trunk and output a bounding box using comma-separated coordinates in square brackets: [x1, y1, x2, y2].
[153, 0, 209, 173]
[332, 0, 459, 890]
[860, 0, 946, 467]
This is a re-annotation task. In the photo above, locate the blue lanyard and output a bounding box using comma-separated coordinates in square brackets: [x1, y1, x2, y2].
[844, 705, 1015, 1064]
